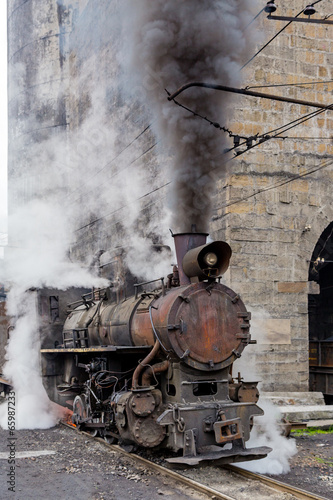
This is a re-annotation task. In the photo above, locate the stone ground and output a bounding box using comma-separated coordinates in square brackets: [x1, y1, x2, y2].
[0, 423, 332, 500]
[0, 424, 210, 500]
[270, 428, 333, 499]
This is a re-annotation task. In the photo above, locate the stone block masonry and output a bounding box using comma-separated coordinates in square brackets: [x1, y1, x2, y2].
[219, 0, 333, 392]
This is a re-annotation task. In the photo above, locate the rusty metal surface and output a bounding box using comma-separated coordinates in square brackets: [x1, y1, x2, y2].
[141, 360, 170, 386]
[152, 282, 251, 371]
[132, 414, 166, 447]
[132, 341, 159, 389]
[130, 296, 156, 346]
[130, 392, 156, 417]
[229, 382, 260, 403]
[172, 233, 208, 285]
[63, 295, 155, 348]
[182, 241, 232, 280]
[214, 416, 243, 444]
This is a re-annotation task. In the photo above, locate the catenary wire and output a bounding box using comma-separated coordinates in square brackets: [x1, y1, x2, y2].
[67, 140, 159, 207]
[274, 136, 333, 140]
[243, 6, 266, 31]
[215, 159, 333, 211]
[167, 82, 333, 154]
[241, 0, 326, 70]
[74, 181, 171, 233]
[66, 123, 153, 200]
[164, 89, 233, 135]
[74, 156, 333, 234]
[71, 97, 333, 219]
[225, 104, 333, 157]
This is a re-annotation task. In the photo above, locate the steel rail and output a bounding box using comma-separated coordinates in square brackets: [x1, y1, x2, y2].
[62, 423, 235, 500]
[226, 464, 329, 500]
[111, 444, 236, 500]
[62, 423, 329, 500]
[167, 82, 332, 111]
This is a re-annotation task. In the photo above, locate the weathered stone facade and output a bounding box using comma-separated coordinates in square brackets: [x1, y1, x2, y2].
[7, 1, 333, 393]
[218, 5, 333, 392]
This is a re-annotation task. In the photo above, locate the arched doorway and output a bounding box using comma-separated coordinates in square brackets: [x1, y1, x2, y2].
[308, 222, 333, 404]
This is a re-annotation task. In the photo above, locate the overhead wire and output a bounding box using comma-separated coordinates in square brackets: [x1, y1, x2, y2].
[241, 0, 326, 70]
[75, 157, 333, 233]
[216, 159, 333, 211]
[72, 92, 333, 222]
[72, 0, 330, 231]
[164, 89, 234, 136]
[166, 80, 333, 155]
[274, 136, 333, 140]
[74, 181, 171, 233]
[68, 140, 159, 207]
[243, 6, 266, 31]
[66, 123, 153, 201]
[225, 103, 333, 158]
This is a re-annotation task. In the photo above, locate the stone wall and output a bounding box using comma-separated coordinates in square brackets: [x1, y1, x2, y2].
[7, 0, 333, 392]
[215, 2, 333, 391]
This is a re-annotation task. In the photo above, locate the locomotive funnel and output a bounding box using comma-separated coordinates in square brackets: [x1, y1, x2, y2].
[172, 232, 208, 285]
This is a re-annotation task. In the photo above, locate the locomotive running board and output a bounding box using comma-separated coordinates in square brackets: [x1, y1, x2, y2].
[165, 446, 272, 466]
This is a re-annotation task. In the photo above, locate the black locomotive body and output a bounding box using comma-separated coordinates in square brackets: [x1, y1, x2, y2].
[40, 232, 271, 465]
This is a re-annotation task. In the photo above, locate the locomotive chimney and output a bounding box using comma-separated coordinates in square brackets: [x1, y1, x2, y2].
[172, 225, 208, 286]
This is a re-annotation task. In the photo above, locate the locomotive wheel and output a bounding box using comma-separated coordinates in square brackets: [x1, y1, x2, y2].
[72, 395, 98, 437]
[102, 432, 117, 444]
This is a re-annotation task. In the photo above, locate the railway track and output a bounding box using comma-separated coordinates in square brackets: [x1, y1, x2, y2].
[62, 423, 329, 500]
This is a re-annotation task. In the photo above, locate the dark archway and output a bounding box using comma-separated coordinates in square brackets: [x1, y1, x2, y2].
[308, 222, 333, 403]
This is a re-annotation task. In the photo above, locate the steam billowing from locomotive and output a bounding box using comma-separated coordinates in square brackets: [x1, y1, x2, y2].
[121, 0, 259, 232]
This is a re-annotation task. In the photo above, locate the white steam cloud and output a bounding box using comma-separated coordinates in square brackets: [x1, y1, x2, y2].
[233, 308, 297, 474]
[0, 28, 173, 428]
[238, 400, 297, 475]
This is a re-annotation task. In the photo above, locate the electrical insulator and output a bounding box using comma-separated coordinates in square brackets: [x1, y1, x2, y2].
[264, 1, 277, 14]
[304, 5, 316, 16]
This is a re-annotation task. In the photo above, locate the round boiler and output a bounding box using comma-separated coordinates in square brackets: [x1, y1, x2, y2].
[151, 282, 251, 371]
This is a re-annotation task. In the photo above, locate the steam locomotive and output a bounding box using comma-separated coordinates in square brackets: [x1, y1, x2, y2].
[41, 232, 271, 465]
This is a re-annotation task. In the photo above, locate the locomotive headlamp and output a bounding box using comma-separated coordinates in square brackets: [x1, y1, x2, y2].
[203, 252, 218, 267]
[182, 240, 232, 281]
